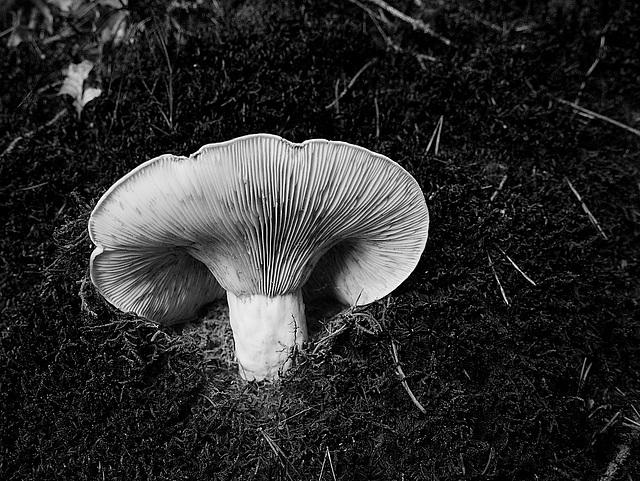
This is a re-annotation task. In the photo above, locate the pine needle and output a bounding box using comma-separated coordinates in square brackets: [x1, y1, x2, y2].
[487, 253, 509, 306]
[490, 174, 508, 202]
[496, 246, 537, 286]
[356, 0, 451, 45]
[564, 177, 608, 240]
[258, 428, 300, 480]
[426, 115, 444, 155]
[318, 446, 338, 481]
[556, 98, 640, 138]
[325, 59, 377, 110]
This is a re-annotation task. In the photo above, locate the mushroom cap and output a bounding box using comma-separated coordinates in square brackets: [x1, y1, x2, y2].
[89, 134, 429, 325]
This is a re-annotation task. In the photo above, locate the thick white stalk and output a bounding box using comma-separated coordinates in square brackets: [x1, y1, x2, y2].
[227, 291, 308, 381]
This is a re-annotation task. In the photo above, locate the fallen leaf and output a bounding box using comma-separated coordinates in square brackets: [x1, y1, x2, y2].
[58, 60, 102, 117]
[98, 9, 130, 47]
[46, 0, 74, 13]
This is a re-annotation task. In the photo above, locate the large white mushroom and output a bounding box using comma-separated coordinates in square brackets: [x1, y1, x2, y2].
[88, 134, 429, 380]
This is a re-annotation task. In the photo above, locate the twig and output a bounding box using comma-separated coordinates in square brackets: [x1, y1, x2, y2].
[487, 253, 509, 306]
[598, 411, 621, 436]
[552, 465, 582, 481]
[490, 174, 508, 202]
[495, 245, 537, 286]
[325, 59, 377, 110]
[459, 6, 504, 33]
[599, 441, 632, 481]
[16, 181, 50, 192]
[1, 108, 67, 158]
[312, 323, 348, 355]
[279, 407, 313, 427]
[564, 177, 608, 240]
[356, 0, 451, 45]
[390, 340, 426, 414]
[556, 98, 640, 138]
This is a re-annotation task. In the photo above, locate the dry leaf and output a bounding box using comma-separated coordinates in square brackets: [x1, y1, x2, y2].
[46, 0, 74, 13]
[98, 0, 129, 8]
[58, 60, 102, 117]
[99, 9, 130, 47]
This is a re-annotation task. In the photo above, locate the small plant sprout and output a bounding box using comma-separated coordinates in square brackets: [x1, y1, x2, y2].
[58, 60, 102, 118]
[88, 134, 429, 381]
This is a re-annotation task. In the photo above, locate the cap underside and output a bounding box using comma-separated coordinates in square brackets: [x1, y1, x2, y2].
[89, 134, 429, 324]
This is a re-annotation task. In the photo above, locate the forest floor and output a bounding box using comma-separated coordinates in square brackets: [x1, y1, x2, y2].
[1, 0, 639, 479]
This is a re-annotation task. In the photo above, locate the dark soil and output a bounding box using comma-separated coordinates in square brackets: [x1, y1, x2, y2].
[1, 0, 639, 479]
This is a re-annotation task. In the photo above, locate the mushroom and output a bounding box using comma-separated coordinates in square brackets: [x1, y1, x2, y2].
[89, 134, 429, 380]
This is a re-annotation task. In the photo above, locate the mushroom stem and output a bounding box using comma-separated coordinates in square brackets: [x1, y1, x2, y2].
[227, 291, 308, 381]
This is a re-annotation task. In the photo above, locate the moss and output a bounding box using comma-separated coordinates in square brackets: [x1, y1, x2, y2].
[1, 0, 639, 479]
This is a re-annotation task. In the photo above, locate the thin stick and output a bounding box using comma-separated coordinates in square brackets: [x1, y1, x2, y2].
[325, 59, 377, 110]
[279, 407, 313, 426]
[599, 442, 632, 481]
[490, 174, 508, 202]
[459, 7, 503, 33]
[312, 324, 348, 355]
[487, 253, 509, 306]
[1, 108, 67, 158]
[556, 98, 640, 138]
[390, 340, 426, 414]
[17, 181, 50, 192]
[552, 466, 582, 481]
[357, 0, 451, 45]
[564, 177, 608, 240]
[495, 246, 537, 286]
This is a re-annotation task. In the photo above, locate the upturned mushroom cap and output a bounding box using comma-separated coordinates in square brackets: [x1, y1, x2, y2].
[89, 134, 428, 324]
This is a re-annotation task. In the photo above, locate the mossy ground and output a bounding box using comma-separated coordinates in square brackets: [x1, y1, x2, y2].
[1, 0, 639, 479]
